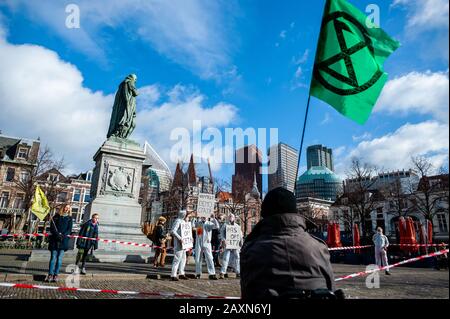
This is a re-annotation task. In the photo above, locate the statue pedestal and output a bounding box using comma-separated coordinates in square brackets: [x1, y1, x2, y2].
[84, 137, 151, 263]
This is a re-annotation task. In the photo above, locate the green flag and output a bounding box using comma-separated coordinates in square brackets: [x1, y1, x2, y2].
[310, 0, 400, 124]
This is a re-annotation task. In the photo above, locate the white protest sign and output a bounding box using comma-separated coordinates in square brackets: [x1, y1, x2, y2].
[181, 221, 193, 250]
[225, 224, 241, 250]
[197, 193, 216, 218]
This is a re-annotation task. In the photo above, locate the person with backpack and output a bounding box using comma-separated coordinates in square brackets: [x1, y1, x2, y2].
[45, 204, 73, 283]
[75, 213, 99, 275]
[152, 216, 170, 268]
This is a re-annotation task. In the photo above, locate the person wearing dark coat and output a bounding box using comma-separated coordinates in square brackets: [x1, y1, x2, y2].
[46, 205, 73, 283]
[75, 213, 99, 275]
[240, 187, 339, 299]
[153, 216, 169, 267]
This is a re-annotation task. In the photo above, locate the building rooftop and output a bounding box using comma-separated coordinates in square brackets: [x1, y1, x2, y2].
[297, 166, 342, 184]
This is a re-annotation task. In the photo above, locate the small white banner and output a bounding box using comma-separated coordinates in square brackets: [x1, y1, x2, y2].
[181, 221, 193, 250]
[225, 224, 241, 250]
[197, 193, 216, 218]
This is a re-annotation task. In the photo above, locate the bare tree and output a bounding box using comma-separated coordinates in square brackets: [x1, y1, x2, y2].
[13, 146, 64, 233]
[344, 158, 379, 243]
[409, 156, 449, 223]
[381, 177, 409, 218]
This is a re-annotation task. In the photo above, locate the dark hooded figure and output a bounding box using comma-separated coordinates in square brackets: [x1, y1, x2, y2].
[240, 187, 339, 299]
[107, 74, 139, 139]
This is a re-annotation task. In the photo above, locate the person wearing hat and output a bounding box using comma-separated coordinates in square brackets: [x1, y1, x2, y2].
[153, 216, 170, 268]
[240, 187, 337, 299]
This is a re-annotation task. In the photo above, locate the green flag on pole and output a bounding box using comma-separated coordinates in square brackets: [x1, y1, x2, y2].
[310, 0, 400, 124]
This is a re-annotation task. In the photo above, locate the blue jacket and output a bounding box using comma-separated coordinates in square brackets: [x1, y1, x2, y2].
[76, 220, 99, 250]
[48, 214, 73, 251]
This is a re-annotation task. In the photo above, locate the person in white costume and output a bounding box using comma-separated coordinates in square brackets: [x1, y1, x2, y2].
[170, 210, 190, 281]
[219, 213, 243, 279]
[192, 214, 220, 280]
[372, 227, 391, 275]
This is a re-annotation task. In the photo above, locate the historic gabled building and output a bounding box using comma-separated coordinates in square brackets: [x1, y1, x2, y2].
[331, 172, 449, 242]
[161, 154, 215, 227]
[0, 134, 40, 230]
[34, 169, 92, 227]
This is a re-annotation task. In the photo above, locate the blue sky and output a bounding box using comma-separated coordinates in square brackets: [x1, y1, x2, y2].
[0, 0, 448, 191]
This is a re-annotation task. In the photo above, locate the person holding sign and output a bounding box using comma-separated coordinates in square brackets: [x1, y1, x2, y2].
[170, 210, 190, 281]
[219, 213, 242, 279]
[192, 213, 220, 280]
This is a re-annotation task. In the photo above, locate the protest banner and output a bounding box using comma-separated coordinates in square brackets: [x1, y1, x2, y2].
[225, 224, 241, 249]
[197, 193, 216, 218]
[181, 221, 193, 250]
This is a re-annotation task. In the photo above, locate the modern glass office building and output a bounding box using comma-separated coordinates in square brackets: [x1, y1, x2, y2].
[267, 142, 299, 192]
[306, 145, 334, 171]
[295, 166, 342, 201]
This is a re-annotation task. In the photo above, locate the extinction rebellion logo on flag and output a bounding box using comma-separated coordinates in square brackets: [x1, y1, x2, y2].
[314, 11, 383, 96]
[310, 0, 400, 125]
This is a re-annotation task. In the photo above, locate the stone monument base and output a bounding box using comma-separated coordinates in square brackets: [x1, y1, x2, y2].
[83, 137, 152, 263]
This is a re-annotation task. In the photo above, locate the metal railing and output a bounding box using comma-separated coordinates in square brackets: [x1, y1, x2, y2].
[0, 208, 25, 215]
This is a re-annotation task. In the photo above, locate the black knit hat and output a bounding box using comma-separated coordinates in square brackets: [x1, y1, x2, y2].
[261, 187, 298, 218]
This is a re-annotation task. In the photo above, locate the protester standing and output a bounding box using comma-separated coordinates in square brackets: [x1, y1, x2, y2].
[240, 187, 338, 299]
[212, 214, 225, 267]
[75, 213, 99, 275]
[153, 216, 170, 268]
[46, 204, 73, 283]
[170, 210, 190, 281]
[372, 227, 391, 275]
[219, 213, 242, 279]
[192, 214, 220, 280]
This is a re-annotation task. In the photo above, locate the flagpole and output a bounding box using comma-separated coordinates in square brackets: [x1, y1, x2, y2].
[293, 0, 329, 195]
[294, 94, 312, 190]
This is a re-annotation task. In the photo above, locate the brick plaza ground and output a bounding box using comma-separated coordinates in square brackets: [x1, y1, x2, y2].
[0, 249, 448, 299]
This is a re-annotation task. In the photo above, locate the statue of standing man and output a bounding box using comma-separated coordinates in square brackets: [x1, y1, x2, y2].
[107, 74, 139, 139]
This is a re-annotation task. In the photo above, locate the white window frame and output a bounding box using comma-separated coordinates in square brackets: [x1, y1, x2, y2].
[17, 147, 29, 159]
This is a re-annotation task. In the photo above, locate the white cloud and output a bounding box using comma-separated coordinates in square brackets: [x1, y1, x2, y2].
[352, 132, 372, 142]
[0, 33, 112, 173]
[294, 66, 303, 79]
[0, 29, 238, 174]
[279, 30, 287, 39]
[2, 0, 239, 80]
[393, 0, 449, 31]
[347, 121, 449, 172]
[375, 71, 449, 121]
[293, 49, 310, 65]
[320, 112, 332, 125]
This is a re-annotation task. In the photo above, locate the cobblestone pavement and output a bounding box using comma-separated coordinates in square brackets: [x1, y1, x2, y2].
[0, 250, 448, 299]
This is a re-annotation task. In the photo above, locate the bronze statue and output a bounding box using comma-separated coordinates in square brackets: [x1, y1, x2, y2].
[107, 74, 139, 139]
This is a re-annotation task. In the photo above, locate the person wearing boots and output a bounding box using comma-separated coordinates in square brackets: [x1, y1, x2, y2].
[192, 214, 220, 280]
[219, 213, 242, 279]
[46, 204, 73, 283]
[240, 187, 337, 299]
[153, 216, 169, 268]
[75, 213, 99, 275]
[170, 210, 190, 281]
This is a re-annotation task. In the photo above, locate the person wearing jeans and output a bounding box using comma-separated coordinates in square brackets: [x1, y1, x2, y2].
[75, 213, 99, 274]
[46, 204, 73, 283]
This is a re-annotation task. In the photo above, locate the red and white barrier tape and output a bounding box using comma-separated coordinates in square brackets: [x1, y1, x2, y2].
[2, 233, 447, 253]
[328, 245, 373, 251]
[391, 243, 448, 247]
[0, 282, 239, 299]
[334, 249, 449, 282]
